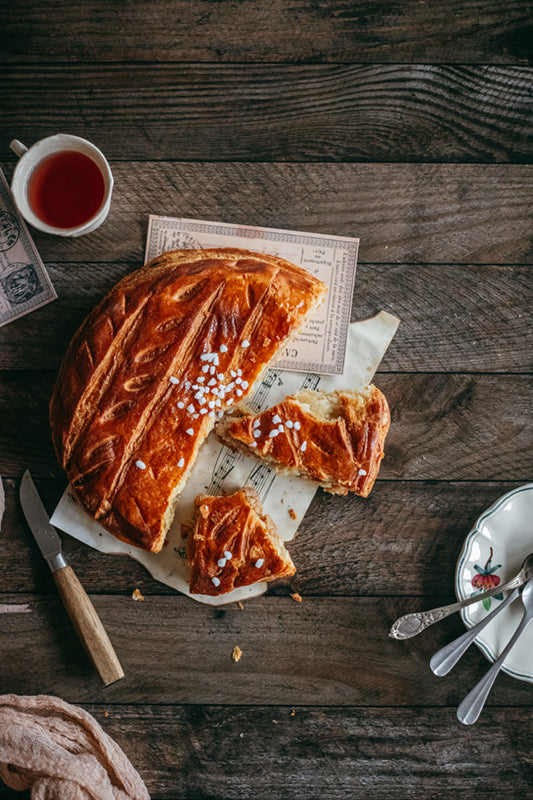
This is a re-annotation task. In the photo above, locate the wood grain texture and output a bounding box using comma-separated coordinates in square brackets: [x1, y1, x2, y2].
[1, 372, 530, 479]
[1, 593, 532, 708]
[1, 0, 531, 64]
[0, 0, 530, 794]
[2, 704, 531, 800]
[0, 10, 530, 796]
[1, 162, 531, 266]
[353, 264, 533, 373]
[0, 478, 525, 598]
[1, 65, 531, 162]
[1, 262, 531, 373]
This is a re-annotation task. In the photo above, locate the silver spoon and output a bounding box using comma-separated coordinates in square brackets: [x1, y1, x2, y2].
[430, 587, 520, 676]
[457, 576, 533, 725]
[389, 552, 533, 640]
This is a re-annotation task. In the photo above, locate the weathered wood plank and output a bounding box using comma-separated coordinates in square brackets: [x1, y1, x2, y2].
[1, 0, 531, 64]
[0, 477, 525, 598]
[0, 593, 531, 708]
[1, 65, 531, 162]
[1, 263, 531, 373]
[2, 704, 531, 800]
[1, 162, 530, 266]
[353, 264, 533, 374]
[71, 706, 533, 799]
[381, 374, 532, 481]
[0, 373, 530, 479]
[55, 705, 533, 800]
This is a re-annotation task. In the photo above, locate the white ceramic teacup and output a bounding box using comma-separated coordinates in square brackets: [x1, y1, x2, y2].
[10, 134, 114, 237]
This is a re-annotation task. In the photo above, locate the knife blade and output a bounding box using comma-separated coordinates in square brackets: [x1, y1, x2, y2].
[19, 469, 124, 686]
[20, 469, 69, 572]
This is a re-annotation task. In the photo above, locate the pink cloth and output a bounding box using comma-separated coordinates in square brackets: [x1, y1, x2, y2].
[0, 695, 150, 800]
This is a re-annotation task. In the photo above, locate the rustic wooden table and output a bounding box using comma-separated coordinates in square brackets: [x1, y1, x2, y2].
[1, 2, 532, 798]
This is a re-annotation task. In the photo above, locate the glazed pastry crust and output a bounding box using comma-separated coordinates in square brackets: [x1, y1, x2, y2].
[217, 384, 390, 497]
[188, 488, 295, 596]
[50, 248, 327, 552]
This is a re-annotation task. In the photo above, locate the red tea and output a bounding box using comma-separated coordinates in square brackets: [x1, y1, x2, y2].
[27, 150, 105, 228]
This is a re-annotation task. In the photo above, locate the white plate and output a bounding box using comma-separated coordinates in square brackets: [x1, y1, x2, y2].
[455, 484, 533, 683]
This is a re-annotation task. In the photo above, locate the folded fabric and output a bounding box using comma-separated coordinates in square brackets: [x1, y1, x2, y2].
[0, 694, 150, 800]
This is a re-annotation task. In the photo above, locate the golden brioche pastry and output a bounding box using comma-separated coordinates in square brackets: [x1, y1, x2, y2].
[217, 384, 390, 496]
[188, 488, 295, 596]
[50, 248, 327, 552]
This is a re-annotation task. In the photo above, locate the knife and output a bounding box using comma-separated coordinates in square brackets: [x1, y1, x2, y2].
[19, 469, 124, 686]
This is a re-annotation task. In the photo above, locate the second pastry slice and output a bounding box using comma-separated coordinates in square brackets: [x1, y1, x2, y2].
[217, 385, 390, 497]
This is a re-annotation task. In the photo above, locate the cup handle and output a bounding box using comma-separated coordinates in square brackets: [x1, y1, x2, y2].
[10, 139, 28, 158]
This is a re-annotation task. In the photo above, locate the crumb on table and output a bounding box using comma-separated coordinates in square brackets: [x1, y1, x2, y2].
[232, 645, 243, 662]
[132, 588, 145, 601]
[290, 592, 302, 603]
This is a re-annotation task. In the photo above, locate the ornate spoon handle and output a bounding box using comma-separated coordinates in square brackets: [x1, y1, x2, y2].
[389, 575, 522, 640]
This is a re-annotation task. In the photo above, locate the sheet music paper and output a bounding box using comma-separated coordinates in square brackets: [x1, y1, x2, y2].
[145, 215, 359, 376]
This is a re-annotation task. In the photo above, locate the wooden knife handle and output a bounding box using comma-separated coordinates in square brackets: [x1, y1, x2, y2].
[53, 565, 124, 686]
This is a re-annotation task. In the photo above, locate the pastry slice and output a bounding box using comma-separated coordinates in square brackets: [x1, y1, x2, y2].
[217, 385, 390, 496]
[187, 488, 295, 596]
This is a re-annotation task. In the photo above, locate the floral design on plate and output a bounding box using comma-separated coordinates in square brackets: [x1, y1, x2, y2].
[455, 483, 533, 684]
[470, 546, 503, 611]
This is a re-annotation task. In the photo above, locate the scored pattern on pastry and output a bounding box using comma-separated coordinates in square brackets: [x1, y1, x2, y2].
[187, 488, 295, 596]
[217, 385, 390, 497]
[50, 248, 327, 552]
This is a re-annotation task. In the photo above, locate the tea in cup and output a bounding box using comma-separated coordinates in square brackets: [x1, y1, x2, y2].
[10, 134, 113, 237]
